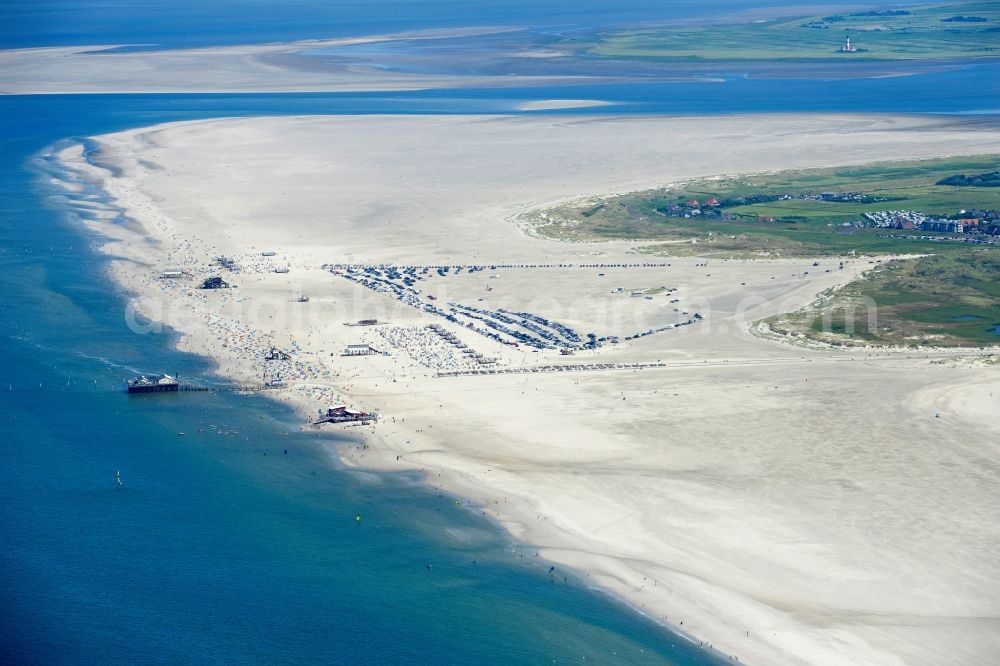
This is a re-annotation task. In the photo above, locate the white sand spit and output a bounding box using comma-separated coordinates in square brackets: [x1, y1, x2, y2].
[56, 114, 1000, 666]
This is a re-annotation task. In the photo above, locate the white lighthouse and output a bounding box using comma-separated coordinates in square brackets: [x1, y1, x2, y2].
[841, 35, 856, 52]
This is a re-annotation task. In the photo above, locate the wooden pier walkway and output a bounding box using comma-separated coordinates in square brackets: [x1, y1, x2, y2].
[178, 384, 282, 393]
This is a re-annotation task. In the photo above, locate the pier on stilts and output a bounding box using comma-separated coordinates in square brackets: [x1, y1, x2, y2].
[125, 373, 285, 395]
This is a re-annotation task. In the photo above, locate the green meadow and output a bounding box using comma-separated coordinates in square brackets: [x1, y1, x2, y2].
[536, 154, 1000, 255]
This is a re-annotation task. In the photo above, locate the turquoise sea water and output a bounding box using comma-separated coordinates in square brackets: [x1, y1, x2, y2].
[2, 2, 999, 664]
[0, 98, 736, 666]
[0, 95, 734, 666]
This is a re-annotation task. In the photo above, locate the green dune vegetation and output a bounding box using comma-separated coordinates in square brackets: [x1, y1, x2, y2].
[763, 252, 1000, 347]
[589, 2, 1000, 61]
[531, 154, 1000, 346]
[532, 154, 1000, 253]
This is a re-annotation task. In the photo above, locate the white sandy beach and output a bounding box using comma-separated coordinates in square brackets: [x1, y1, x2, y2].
[53, 114, 1000, 666]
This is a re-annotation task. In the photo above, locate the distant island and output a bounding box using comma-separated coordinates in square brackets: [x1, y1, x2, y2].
[588, 1, 1000, 61]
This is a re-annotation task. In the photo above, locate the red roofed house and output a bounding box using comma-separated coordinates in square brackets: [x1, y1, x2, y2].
[706, 197, 721, 206]
[687, 199, 700, 208]
[758, 215, 776, 223]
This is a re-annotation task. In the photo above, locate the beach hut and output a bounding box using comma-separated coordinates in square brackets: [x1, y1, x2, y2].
[200, 276, 229, 289]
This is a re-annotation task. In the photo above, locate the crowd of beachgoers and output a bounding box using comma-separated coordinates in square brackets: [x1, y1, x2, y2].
[377, 325, 491, 371]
